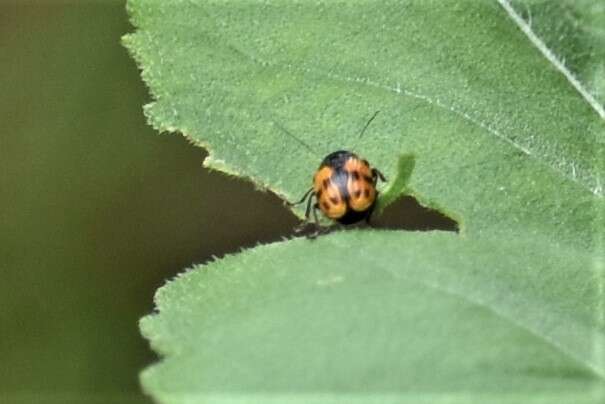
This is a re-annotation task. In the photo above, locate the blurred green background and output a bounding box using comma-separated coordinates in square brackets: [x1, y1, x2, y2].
[0, 1, 300, 402]
[0, 1, 453, 403]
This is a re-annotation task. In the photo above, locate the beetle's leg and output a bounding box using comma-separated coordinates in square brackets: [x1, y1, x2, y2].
[312, 202, 320, 226]
[287, 187, 314, 206]
[372, 168, 387, 184]
[294, 192, 315, 234]
[304, 192, 315, 221]
[307, 203, 323, 239]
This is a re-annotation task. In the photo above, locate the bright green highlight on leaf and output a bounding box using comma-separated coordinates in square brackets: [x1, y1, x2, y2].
[375, 153, 415, 214]
[123, 0, 605, 402]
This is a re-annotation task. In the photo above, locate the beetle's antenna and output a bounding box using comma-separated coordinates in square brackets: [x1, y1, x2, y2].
[272, 119, 317, 157]
[357, 110, 380, 139]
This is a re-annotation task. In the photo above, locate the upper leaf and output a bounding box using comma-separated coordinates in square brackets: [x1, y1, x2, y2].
[124, 0, 603, 245]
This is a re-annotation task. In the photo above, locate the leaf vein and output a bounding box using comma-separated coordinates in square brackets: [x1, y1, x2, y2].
[497, 0, 605, 120]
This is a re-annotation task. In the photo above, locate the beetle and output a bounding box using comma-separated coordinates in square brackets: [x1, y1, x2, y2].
[287, 112, 387, 233]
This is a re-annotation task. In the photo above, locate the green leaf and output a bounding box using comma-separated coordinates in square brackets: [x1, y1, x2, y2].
[124, 0, 605, 402]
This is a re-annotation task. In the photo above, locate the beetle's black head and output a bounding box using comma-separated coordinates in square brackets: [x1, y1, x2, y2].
[320, 150, 357, 169]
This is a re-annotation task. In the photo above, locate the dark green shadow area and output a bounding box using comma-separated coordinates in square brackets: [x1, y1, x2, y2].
[0, 2, 297, 403]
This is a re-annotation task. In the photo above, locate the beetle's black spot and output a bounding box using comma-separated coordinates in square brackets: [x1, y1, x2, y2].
[322, 202, 330, 211]
[363, 175, 373, 184]
[364, 189, 371, 198]
[351, 171, 360, 181]
[353, 190, 361, 198]
[329, 196, 339, 205]
[322, 179, 329, 189]
[362, 159, 370, 167]
[316, 189, 323, 199]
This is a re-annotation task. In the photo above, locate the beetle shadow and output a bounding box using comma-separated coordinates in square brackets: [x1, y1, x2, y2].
[290, 195, 458, 239]
[371, 153, 458, 232]
[371, 195, 458, 232]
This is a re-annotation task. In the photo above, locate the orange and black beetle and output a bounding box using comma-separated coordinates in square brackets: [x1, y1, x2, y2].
[290, 150, 386, 227]
[284, 111, 386, 232]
